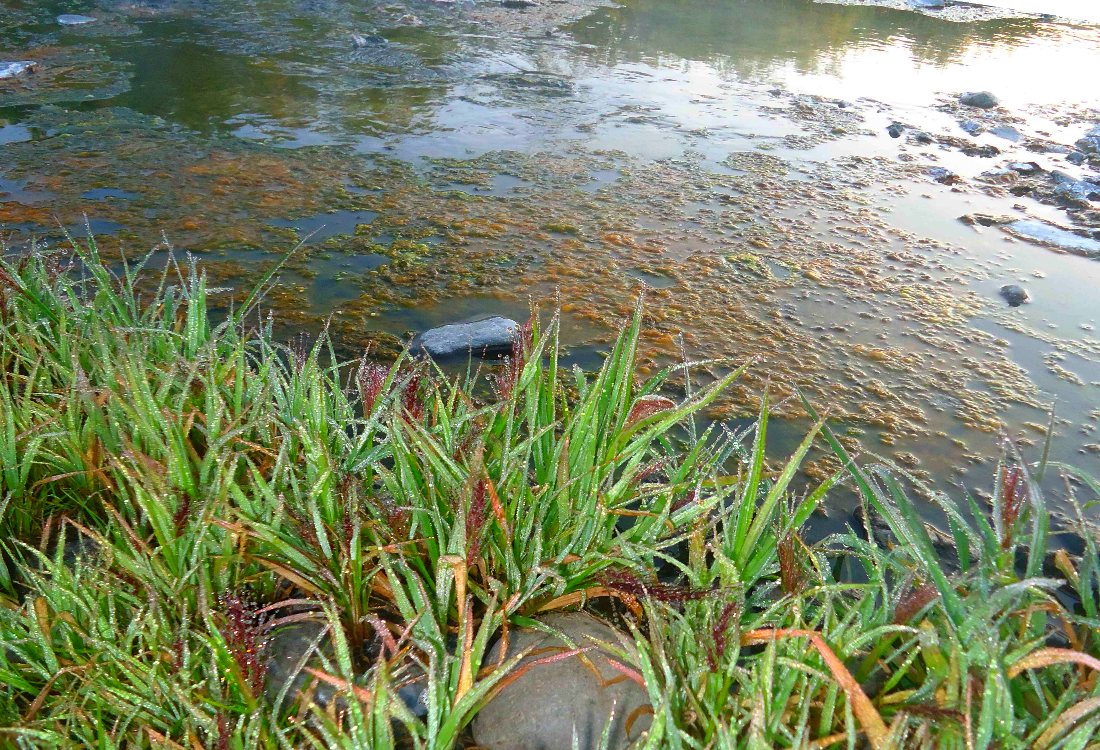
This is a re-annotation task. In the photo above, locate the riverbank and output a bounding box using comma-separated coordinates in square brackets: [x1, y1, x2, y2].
[4, 0, 1100, 512]
[1, 243, 1098, 748]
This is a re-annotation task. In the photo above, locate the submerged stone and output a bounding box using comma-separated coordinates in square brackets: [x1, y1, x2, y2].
[886, 122, 904, 139]
[57, 14, 97, 25]
[473, 612, 651, 750]
[0, 61, 37, 79]
[990, 125, 1021, 142]
[352, 33, 388, 48]
[960, 91, 999, 109]
[413, 316, 520, 359]
[1006, 219, 1100, 257]
[999, 284, 1030, 307]
[959, 119, 984, 136]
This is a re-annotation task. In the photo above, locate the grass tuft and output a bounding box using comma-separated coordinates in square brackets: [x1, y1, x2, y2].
[0, 241, 1098, 748]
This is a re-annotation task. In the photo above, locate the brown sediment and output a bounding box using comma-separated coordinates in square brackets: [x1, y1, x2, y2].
[2, 100, 1096, 485]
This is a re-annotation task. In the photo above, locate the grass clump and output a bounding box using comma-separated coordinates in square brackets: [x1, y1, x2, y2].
[1, 240, 1099, 749]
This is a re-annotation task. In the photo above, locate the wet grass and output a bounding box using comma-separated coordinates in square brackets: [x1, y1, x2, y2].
[1, 240, 1099, 749]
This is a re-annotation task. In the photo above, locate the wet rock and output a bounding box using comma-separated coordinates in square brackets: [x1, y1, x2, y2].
[57, 14, 97, 25]
[473, 612, 651, 750]
[849, 505, 893, 549]
[1050, 172, 1100, 206]
[11, 525, 102, 599]
[352, 33, 388, 47]
[263, 620, 429, 717]
[413, 316, 520, 359]
[910, 130, 934, 145]
[1007, 161, 1041, 174]
[0, 61, 37, 79]
[264, 621, 336, 711]
[959, 120, 984, 136]
[959, 213, 1009, 227]
[990, 125, 1021, 142]
[483, 71, 574, 97]
[999, 284, 1030, 307]
[887, 122, 904, 139]
[960, 91, 999, 109]
[849, 506, 960, 574]
[909, 0, 945, 7]
[928, 167, 961, 185]
[502, 0, 539, 7]
[1006, 219, 1100, 257]
[962, 143, 1000, 158]
[1075, 126, 1100, 155]
[979, 167, 1017, 184]
[1066, 151, 1087, 165]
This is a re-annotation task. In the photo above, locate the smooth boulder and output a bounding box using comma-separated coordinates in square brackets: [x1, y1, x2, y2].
[263, 620, 428, 717]
[473, 612, 651, 750]
[264, 621, 336, 711]
[999, 284, 1030, 307]
[413, 317, 519, 359]
[960, 91, 999, 109]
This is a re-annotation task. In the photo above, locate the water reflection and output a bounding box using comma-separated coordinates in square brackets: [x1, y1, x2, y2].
[567, 0, 1098, 106]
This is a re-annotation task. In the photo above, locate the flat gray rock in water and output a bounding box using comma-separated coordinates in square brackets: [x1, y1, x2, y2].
[1006, 220, 1100, 257]
[473, 612, 651, 750]
[414, 317, 519, 359]
[960, 91, 999, 109]
[990, 125, 1020, 142]
[0, 61, 37, 79]
[57, 14, 98, 25]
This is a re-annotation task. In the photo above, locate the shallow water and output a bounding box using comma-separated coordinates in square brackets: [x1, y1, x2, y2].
[2, 0, 1099, 520]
